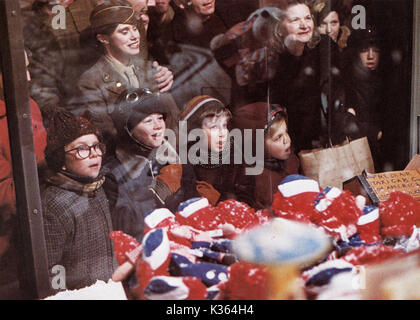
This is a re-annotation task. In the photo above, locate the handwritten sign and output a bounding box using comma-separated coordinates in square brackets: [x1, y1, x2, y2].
[366, 169, 420, 202]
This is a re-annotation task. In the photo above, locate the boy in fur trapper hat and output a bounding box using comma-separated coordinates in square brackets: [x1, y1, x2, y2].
[42, 110, 118, 291]
[104, 90, 197, 243]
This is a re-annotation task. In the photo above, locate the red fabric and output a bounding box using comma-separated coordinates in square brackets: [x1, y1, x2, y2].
[183, 277, 208, 300]
[109, 231, 141, 265]
[223, 261, 269, 300]
[357, 218, 381, 244]
[175, 199, 264, 236]
[271, 191, 319, 224]
[379, 191, 420, 237]
[342, 244, 404, 266]
[0, 98, 46, 216]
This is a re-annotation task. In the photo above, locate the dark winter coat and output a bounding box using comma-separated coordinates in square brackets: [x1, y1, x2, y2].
[213, 35, 331, 152]
[342, 57, 386, 170]
[104, 140, 197, 242]
[168, 6, 228, 49]
[42, 171, 118, 291]
[186, 138, 256, 207]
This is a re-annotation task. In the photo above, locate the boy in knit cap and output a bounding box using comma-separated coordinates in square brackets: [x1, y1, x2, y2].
[233, 102, 300, 210]
[180, 95, 255, 207]
[42, 110, 118, 291]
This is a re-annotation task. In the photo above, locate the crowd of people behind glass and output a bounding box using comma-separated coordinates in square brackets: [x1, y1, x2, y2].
[0, 0, 409, 295]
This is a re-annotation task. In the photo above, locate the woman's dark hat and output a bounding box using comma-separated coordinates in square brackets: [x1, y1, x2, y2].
[347, 25, 383, 50]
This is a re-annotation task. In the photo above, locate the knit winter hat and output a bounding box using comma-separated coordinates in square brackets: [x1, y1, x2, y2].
[233, 102, 287, 133]
[90, 0, 139, 34]
[45, 110, 102, 172]
[347, 25, 383, 50]
[112, 89, 167, 135]
[180, 95, 227, 130]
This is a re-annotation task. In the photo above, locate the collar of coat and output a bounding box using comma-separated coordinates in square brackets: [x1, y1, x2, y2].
[98, 55, 150, 95]
[116, 139, 179, 179]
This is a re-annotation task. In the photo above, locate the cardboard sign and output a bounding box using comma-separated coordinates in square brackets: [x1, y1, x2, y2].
[365, 169, 420, 202]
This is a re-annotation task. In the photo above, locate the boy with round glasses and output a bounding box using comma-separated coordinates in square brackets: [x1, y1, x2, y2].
[42, 110, 118, 291]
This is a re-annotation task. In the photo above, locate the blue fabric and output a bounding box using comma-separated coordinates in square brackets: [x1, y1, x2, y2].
[306, 267, 353, 287]
[169, 253, 229, 287]
[144, 228, 164, 257]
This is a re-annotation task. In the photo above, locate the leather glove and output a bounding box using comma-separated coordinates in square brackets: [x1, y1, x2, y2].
[150, 164, 182, 204]
[196, 180, 221, 206]
[157, 164, 182, 193]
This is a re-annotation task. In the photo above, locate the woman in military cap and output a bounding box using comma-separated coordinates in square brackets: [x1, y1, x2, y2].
[77, 0, 178, 157]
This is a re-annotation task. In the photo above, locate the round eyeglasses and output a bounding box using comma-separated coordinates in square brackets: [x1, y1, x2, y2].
[65, 143, 106, 160]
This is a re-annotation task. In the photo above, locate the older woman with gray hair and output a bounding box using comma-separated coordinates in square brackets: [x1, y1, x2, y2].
[211, 0, 327, 153]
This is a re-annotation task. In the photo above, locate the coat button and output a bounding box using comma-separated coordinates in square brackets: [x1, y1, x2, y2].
[116, 81, 122, 87]
[103, 73, 110, 81]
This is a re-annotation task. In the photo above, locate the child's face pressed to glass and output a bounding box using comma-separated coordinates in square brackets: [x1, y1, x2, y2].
[359, 46, 380, 71]
[131, 113, 166, 148]
[63, 134, 103, 178]
[265, 120, 291, 161]
[201, 115, 229, 153]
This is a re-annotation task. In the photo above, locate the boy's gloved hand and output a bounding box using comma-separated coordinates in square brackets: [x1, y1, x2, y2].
[196, 180, 221, 206]
[150, 164, 183, 204]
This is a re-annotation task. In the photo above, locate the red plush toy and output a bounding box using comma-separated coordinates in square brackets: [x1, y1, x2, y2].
[109, 231, 141, 265]
[176, 197, 219, 230]
[223, 261, 270, 300]
[272, 175, 321, 223]
[342, 244, 404, 266]
[357, 206, 381, 244]
[379, 191, 420, 237]
[144, 208, 178, 234]
[313, 187, 363, 240]
[176, 197, 269, 238]
[134, 228, 171, 299]
[214, 199, 263, 235]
